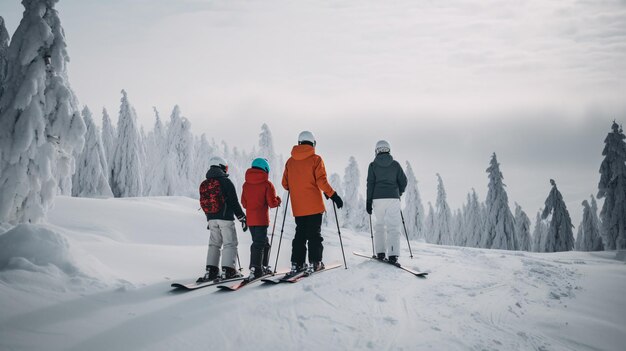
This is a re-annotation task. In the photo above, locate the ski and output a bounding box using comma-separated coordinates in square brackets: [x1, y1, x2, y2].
[285, 263, 342, 283]
[171, 276, 245, 291]
[216, 270, 289, 291]
[263, 263, 342, 284]
[352, 251, 428, 277]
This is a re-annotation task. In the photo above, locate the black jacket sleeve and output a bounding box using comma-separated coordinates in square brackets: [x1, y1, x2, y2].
[366, 162, 375, 206]
[222, 178, 245, 219]
[396, 161, 408, 196]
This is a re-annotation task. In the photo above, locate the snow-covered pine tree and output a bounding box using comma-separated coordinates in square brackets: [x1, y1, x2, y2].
[597, 121, 626, 250]
[144, 107, 167, 195]
[577, 198, 604, 251]
[541, 179, 575, 252]
[72, 106, 113, 198]
[193, 133, 214, 185]
[101, 108, 116, 180]
[110, 90, 143, 197]
[532, 210, 547, 252]
[0, 0, 86, 224]
[424, 202, 435, 243]
[464, 189, 484, 248]
[258, 123, 280, 186]
[343, 156, 365, 230]
[434, 174, 453, 245]
[590, 196, 604, 249]
[514, 203, 532, 251]
[164, 105, 195, 196]
[452, 208, 464, 246]
[327, 172, 344, 227]
[403, 161, 425, 240]
[0, 16, 9, 96]
[483, 153, 517, 250]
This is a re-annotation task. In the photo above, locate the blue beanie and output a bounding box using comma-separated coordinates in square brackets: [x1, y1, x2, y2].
[251, 158, 270, 173]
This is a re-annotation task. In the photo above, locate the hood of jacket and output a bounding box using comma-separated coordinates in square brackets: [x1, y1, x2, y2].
[291, 144, 316, 161]
[206, 166, 229, 179]
[373, 153, 394, 167]
[245, 168, 268, 184]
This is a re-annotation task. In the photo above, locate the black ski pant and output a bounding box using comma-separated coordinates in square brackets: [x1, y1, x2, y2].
[249, 226, 270, 270]
[291, 213, 324, 266]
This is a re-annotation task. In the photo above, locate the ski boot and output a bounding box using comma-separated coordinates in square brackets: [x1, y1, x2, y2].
[222, 266, 244, 280]
[247, 266, 264, 281]
[196, 265, 220, 283]
[286, 262, 306, 278]
[306, 261, 325, 275]
[376, 253, 386, 260]
[388, 255, 401, 267]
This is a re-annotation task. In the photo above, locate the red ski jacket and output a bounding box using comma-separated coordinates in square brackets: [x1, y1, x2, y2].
[241, 168, 281, 226]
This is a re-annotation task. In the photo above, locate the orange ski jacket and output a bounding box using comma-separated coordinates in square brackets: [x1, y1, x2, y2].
[282, 144, 336, 217]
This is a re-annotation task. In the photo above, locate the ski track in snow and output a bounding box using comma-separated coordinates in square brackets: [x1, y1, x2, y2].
[0, 197, 625, 351]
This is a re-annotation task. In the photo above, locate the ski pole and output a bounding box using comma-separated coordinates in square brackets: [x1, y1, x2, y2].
[267, 204, 280, 261]
[273, 192, 290, 273]
[332, 202, 348, 269]
[369, 214, 375, 258]
[236, 253, 242, 272]
[399, 208, 414, 259]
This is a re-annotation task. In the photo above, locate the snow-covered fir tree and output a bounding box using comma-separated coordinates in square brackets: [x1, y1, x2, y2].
[424, 202, 435, 243]
[596, 121, 626, 250]
[590, 196, 603, 248]
[326, 173, 344, 227]
[192, 133, 214, 184]
[144, 107, 167, 195]
[101, 108, 116, 180]
[0, 0, 86, 224]
[577, 198, 604, 251]
[483, 153, 517, 250]
[541, 179, 575, 252]
[258, 123, 280, 186]
[464, 189, 484, 248]
[452, 208, 464, 246]
[343, 156, 367, 230]
[72, 106, 113, 198]
[433, 174, 453, 245]
[163, 106, 195, 196]
[403, 162, 425, 240]
[110, 90, 143, 197]
[532, 210, 547, 252]
[514, 203, 532, 251]
[0, 16, 9, 96]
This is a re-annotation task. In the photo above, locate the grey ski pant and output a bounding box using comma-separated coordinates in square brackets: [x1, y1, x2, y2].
[206, 219, 238, 269]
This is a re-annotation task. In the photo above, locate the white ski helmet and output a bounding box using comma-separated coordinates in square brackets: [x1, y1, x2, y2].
[208, 156, 228, 172]
[375, 140, 391, 155]
[298, 131, 316, 146]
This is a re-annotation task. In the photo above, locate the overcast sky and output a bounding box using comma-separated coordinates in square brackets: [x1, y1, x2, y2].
[2, 0, 625, 224]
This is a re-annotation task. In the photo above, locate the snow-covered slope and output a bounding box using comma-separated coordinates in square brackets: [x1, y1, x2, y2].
[0, 197, 625, 351]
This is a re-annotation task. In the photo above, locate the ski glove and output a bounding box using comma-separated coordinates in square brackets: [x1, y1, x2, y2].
[238, 215, 248, 232]
[330, 192, 343, 209]
[366, 202, 372, 215]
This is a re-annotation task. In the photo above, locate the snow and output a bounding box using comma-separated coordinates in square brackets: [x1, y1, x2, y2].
[0, 196, 625, 351]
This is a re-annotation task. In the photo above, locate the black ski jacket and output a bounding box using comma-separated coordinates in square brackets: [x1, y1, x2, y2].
[366, 153, 408, 208]
[204, 166, 245, 221]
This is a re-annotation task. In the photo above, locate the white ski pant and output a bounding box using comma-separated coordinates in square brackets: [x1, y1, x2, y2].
[206, 220, 238, 269]
[373, 199, 402, 257]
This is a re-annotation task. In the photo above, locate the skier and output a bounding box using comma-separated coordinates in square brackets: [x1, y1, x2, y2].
[197, 156, 248, 283]
[366, 140, 408, 265]
[241, 158, 282, 280]
[282, 131, 343, 275]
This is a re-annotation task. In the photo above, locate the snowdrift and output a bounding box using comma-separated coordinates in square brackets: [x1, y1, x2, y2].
[0, 196, 624, 351]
